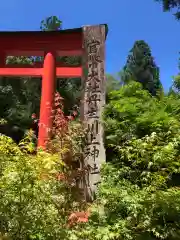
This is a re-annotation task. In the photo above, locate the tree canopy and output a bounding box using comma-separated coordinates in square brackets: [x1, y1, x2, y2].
[121, 40, 162, 96]
[156, 0, 180, 19]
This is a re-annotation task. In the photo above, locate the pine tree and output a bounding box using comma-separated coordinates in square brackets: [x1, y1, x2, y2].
[122, 40, 162, 96]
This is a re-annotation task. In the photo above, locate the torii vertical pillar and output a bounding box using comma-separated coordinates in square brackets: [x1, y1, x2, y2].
[38, 52, 56, 149]
[81, 25, 106, 200]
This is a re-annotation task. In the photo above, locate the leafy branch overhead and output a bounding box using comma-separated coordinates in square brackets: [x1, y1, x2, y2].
[40, 16, 62, 31]
[155, 0, 180, 19]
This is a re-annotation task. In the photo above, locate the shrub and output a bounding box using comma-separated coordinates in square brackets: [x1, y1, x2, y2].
[67, 82, 180, 240]
[69, 132, 180, 239]
[0, 133, 72, 239]
[0, 92, 86, 239]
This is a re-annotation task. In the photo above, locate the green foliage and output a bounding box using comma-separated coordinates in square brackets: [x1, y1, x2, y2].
[40, 16, 62, 31]
[106, 74, 121, 102]
[69, 81, 180, 240]
[56, 78, 82, 115]
[121, 40, 162, 96]
[76, 161, 180, 239]
[93, 128, 180, 239]
[104, 81, 172, 150]
[0, 76, 41, 128]
[106, 74, 121, 92]
[0, 88, 88, 238]
[155, 0, 180, 19]
[168, 55, 180, 96]
[0, 131, 86, 239]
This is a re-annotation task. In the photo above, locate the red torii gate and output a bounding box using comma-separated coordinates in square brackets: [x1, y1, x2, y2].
[0, 28, 82, 148]
[0, 25, 107, 199]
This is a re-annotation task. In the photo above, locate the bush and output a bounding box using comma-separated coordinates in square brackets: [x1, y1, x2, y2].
[70, 132, 180, 239]
[0, 91, 88, 239]
[67, 82, 180, 240]
[0, 133, 71, 239]
[2, 82, 180, 239]
[104, 82, 180, 160]
[0, 112, 86, 240]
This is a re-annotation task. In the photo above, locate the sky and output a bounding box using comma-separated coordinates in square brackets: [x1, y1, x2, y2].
[0, 0, 180, 90]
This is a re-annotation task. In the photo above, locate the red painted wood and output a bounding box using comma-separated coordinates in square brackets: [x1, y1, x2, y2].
[5, 49, 82, 56]
[0, 68, 42, 76]
[0, 66, 82, 77]
[0, 32, 82, 56]
[0, 52, 6, 67]
[0, 30, 83, 149]
[38, 52, 56, 149]
[56, 66, 82, 77]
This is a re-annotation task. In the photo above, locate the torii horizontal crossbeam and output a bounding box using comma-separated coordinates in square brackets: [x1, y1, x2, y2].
[0, 30, 82, 57]
[0, 66, 82, 77]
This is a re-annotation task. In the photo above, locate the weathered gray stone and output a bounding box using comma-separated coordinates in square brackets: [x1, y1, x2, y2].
[81, 25, 106, 200]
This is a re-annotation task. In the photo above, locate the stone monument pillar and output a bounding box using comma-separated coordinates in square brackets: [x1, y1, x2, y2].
[81, 25, 106, 200]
